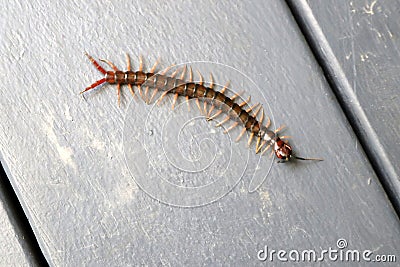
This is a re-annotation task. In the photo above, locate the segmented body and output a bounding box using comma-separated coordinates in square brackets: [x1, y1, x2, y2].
[82, 53, 322, 162]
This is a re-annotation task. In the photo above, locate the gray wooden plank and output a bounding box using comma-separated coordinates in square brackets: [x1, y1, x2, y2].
[0, 0, 398, 265]
[305, 0, 400, 208]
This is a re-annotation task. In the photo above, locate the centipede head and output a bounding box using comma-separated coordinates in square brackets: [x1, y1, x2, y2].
[274, 138, 323, 163]
[274, 138, 293, 161]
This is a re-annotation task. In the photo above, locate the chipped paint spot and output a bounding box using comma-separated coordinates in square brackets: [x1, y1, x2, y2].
[258, 190, 272, 208]
[43, 115, 76, 170]
[363, 0, 377, 15]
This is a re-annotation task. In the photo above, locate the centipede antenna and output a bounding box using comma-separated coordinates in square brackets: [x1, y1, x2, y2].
[80, 78, 107, 94]
[294, 156, 324, 161]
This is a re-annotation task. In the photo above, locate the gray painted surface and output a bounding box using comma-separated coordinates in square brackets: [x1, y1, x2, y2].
[308, 0, 400, 183]
[0, 0, 399, 266]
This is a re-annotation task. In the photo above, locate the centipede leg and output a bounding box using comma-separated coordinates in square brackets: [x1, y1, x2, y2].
[275, 125, 286, 133]
[246, 102, 259, 113]
[256, 140, 267, 154]
[161, 65, 173, 75]
[195, 99, 203, 114]
[148, 88, 158, 104]
[207, 104, 215, 118]
[209, 73, 214, 89]
[216, 116, 230, 127]
[265, 116, 271, 128]
[126, 53, 132, 71]
[269, 149, 274, 159]
[189, 67, 193, 82]
[207, 110, 222, 121]
[139, 55, 144, 71]
[224, 122, 239, 134]
[171, 67, 182, 78]
[260, 144, 271, 156]
[220, 81, 230, 95]
[247, 132, 255, 147]
[231, 90, 244, 101]
[117, 84, 121, 106]
[235, 127, 247, 142]
[203, 101, 208, 115]
[100, 58, 119, 71]
[137, 85, 143, 99]
[196, 70, 204, 85]
[255, 137, 261, 153]
[157, 91, 169, 106]
[171, 93, 179, 110]
[180, 65, 187, 80]
[144, 86, 150, 102]
[185, 96, 190, 111]
[150, 58, 160, 73]
[239, 96, 251, 107]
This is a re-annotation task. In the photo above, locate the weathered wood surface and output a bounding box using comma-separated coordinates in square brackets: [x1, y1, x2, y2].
[303, 0, 400, 212]
[0, 0, 398, 265]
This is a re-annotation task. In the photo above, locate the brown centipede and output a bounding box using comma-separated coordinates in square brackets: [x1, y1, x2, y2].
[81, 53, 323, 162]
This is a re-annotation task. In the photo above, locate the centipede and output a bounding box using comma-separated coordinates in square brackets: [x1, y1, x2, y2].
[81, 53, 323, 162]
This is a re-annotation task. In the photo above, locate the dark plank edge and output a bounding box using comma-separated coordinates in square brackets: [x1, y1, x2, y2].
[0, 158, 49, 266]
[285, 0, 400, 217]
